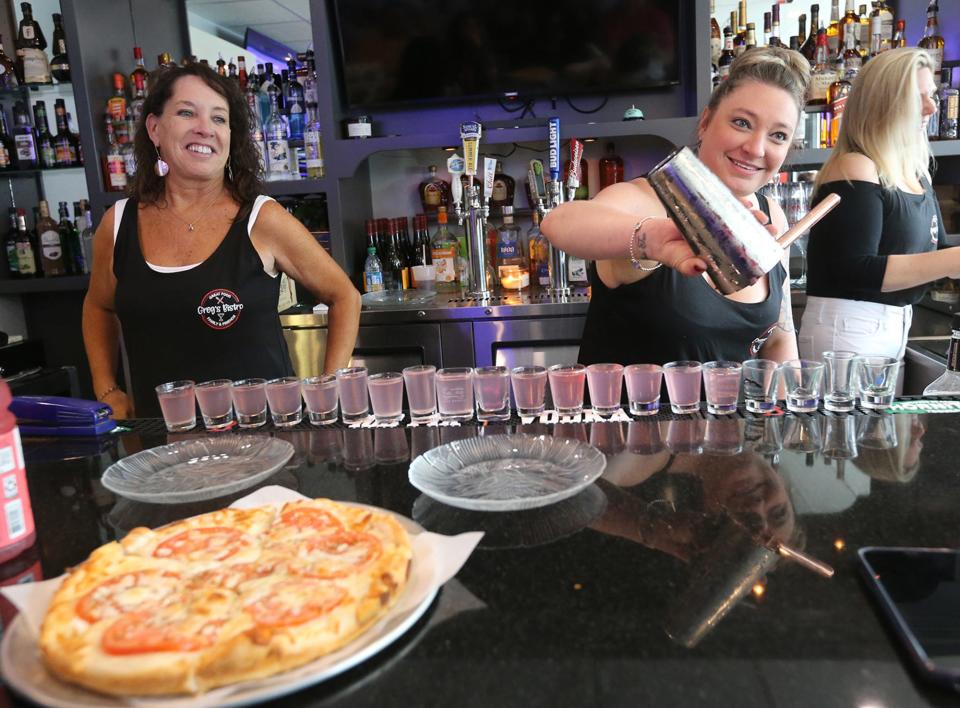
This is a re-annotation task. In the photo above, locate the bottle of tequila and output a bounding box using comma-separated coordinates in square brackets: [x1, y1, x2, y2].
[264, 87, 291, 181]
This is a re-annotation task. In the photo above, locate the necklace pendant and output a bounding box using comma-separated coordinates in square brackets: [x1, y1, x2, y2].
[188, 224, 195, 232]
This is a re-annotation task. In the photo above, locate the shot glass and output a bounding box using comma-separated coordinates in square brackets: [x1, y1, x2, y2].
[436, 367, 474, 421]
[230, 378, 268, 428]
[823, 351, 858, 413]
[195, 379, 234, 430]
[856, 356, 900, 410]
[663, 361, 702, 415]
[265, 376, 302, 427]
[741, 359, 780, 414]
[155, 380, 196, 432]
[780, 360, 824, 413]
[402, 365, 437, 422]
[624, 364, 663, 417]
[474, 366, 511, 421]
[586, 363, 624, 416]
[510, 365, 547, 417]
[703, 361, 742, 415]
[336, 366, 370, 423]
[547, 364, 587, 416]
[368, 372, 405, 424]
[301, 374, 339, 425]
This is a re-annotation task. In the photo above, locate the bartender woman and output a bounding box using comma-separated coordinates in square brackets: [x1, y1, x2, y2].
[542, 47, 810, 366]
[83, 62, 361, 417]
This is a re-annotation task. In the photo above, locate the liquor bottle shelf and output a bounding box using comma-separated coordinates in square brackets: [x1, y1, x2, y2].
[0, 81, 73, 97]
[0, 274, 89, 294]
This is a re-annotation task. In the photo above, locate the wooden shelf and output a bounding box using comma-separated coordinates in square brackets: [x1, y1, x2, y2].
[0, 274, 89, 294]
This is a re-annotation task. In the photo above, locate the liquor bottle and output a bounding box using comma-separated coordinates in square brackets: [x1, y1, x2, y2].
[892, 19, 906, 49]
[49, 13, 69, 82]
[246, 91, 267, 176]
[36, 200, 64, 276]
[55, 201, 76, 275]
[128, 47, 148, 98]
[828, 67, 854, 147]
[869, 14, 890, 57]
[11, 102, 37, 169]
[129, 72, 146, 125]
[763, 12, 771, 47]
[800, 4, 820, 62]
[710, 0, 721, 67]
[16, 2, 50, 85]
[52, 99, 74, 167]
[563, 158, 588, 200]
[107, 73, 127, 128]
[918, 1, 944, 77]
[215, 55, 226, 77]
[599, 143, 624, 190]
[32, 101, 55, 169]
[80, 201, 94, 273]
[857, 4, 869, 55]
[769, 5, 783, 48]
[0, 35, 18, 89]
[284, 58, 305, 141]
[103, 115, 127, 192]
[419, 165, 450, 214]
[258, 62, 275, 127]
[264, 87, 291, 181]
[809, 30, 834, 107]
[527, 211, 549, 288]
[718, 28, 735, 82]
[5, 208, 18, 278]
[121, 110, 136, 176]
[237, 55, 248, 91]
[303, 105, 324, 179]
[841, 20, 862, 74]
[301, 51, 318, 109]
[0, 107, 13, 171]
[839, 0, 859, 50]
[745, 22, 757, 52]
[431, 207, 458, 291]
[72, 201, 89, 274]
[735, 1, 748, 56]
[870, 1, 894, 47]
[826, 0, 841, 55]
[490, 162, 515, 210]
[413, 213, 432, 266]
[730, 11, 743, 55]
[14, 209, 35, 276]
[924, 314, 960, 395]
[496, 206, 528, 288]
[363, 246, 384, 293]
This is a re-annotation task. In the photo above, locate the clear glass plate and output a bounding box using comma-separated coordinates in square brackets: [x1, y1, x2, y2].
[361, 289, 437, 307]
[408, 433, 606, 512]
[100, 436, 295, 504]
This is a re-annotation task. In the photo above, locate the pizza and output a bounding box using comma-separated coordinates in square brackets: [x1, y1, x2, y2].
[39, 498, 412, 696]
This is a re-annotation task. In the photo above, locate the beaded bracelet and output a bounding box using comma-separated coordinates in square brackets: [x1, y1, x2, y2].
[97, 385, 121, 402]
[629, 217, 663, 271]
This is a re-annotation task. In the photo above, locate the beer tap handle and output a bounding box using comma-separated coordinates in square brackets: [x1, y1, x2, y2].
[447, 153, 465, 221]
[547, 117, 561, 185]
[529, 160, 546, 206]
[567, 138, 584, 203]
[460, 120, 481, 204]
[482, 157, 496, 209]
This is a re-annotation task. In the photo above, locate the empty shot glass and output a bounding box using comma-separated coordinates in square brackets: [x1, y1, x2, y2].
[857, 355, 900, 410]
[436, 367, 474, 421]
[823, 351, 858, 413]
[703, 361, 742, 415]
[663, 361, 702, 415]
[402, 365, 437, 422]
[474, 366, 511, 421]
[510, 365, 548, 417]
[741, 359, 780, 414]
[586, 363, 624, 416]
[195, 379, 234, 430]
[336, 366, 370, 423]
[155, 380, 196, 432]
[547, 364, 587, 416]
[230, 378, 268, 428]
[265, 376, 302, 427]
[624, 364, 663, 417]
[780, 360, 824, 413]
[301, 374, 339, 425]
[368, 372, 405, 424]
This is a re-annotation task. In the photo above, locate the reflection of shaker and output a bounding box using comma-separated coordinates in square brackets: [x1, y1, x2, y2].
[590, 421, 625, 455]
[664, 515, 778, 648]
[627, 420, 665, 455]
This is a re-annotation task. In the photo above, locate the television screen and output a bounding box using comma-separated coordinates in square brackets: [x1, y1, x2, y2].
[329, 0, 681, 109]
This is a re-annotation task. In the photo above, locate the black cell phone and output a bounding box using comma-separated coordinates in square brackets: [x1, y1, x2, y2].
[858, 547, 960, 693]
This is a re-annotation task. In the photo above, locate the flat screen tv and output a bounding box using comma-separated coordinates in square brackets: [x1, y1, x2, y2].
[329, 0, 681, 109]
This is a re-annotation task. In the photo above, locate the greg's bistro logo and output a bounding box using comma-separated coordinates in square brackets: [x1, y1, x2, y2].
[198, 289, 244, 330]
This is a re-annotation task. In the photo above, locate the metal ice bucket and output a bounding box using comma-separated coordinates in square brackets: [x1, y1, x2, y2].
[647, 146, 784, 295]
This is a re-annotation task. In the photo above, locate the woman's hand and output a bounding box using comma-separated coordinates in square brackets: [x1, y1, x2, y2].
[741, 197, 780, 238]
[102, 389, 133, 419]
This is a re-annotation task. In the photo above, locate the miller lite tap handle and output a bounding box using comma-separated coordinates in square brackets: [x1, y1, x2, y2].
[547, 117, 561, 183]
[447, 154, 465, 206]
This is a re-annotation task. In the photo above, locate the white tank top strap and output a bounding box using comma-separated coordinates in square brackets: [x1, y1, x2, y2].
[112, 198, 129, 245]
[247, 195, 276, 237]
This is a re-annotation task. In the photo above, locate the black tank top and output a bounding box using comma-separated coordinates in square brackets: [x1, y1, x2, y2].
[113, 197, 294, 417]
[578, 195, 785, 366]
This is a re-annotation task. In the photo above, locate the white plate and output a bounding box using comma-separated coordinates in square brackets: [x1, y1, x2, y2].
[100, 436, 295, 504]
[408, 433, 607, 512]
[0, 513, 436, 708]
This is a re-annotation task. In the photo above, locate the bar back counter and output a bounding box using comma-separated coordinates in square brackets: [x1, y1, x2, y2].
[2, 406, 958, 706]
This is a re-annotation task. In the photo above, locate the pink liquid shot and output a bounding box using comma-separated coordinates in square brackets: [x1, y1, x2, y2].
[474, 371, 509, 419]
[549, 370, 586, 414]
[368, 376, 404, 421]
[403, 367, 437, 419]
[158, 389, 195, 429]
[704, 370, 741, 410]
[302, 383, 337, 414]
[436, 371, 474, 420]
[512, 372, 547, 414]
[664, 368, 701, 408]
[232, 386, 266, 416]
[196, 386, 232, 418]
[586, 365, 623, 412]
[266, 383, 302, 415]
[337, 371, 369, 420]
[625, 367, 662, 403]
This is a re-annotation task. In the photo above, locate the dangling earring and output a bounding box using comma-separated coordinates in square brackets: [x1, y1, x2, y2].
[154, 144, 169, 177]
[225, 155, 233, 182]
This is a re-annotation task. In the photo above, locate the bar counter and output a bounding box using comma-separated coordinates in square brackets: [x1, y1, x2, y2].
[2, 410, 959, 706]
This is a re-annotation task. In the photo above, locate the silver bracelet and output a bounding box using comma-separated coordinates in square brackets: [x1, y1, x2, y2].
[629, 217, 663, 271]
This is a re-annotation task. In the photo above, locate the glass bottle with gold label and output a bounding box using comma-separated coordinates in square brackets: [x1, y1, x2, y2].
[918, 1, 944, 77]
[419, 165, 450, 215]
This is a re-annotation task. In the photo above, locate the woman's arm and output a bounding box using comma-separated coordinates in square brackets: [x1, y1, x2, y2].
[81, 207, 133, 418]
[252, 202, 361, 374]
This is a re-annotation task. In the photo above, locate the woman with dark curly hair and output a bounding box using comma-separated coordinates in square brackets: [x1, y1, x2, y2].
[82, 62, 361, 418]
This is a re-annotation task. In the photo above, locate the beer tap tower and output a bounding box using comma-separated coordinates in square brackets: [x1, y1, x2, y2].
[451, 121, 493, 300]
[535, 117, 580, 298]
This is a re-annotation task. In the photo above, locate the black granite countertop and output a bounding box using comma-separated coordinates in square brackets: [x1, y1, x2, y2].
[2, 411, 959, 707]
